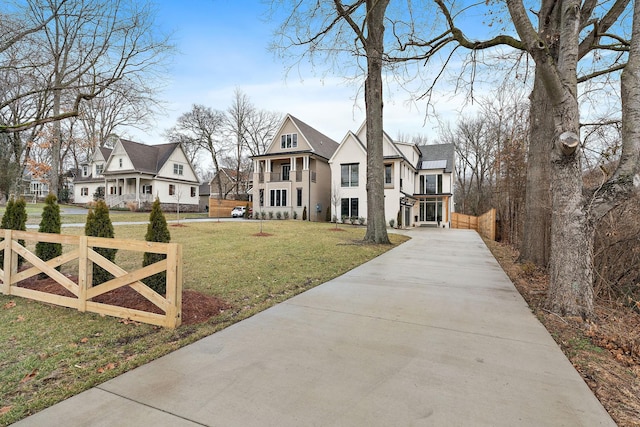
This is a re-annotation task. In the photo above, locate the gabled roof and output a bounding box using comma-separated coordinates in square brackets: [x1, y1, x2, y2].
[328, 131, 367, 163]
[417, 143, 455, 173]
[97, 147, 112, 161]
[258, 114, 339, 160]
[113, 139, 180, 175]
[288, 115, 339, 160]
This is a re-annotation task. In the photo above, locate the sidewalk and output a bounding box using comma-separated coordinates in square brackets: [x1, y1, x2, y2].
[14, 229, 615, 426]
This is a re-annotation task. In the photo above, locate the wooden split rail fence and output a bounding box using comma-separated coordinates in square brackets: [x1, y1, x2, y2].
[0, 230, 183, 328]
[451, 208, 497, 241]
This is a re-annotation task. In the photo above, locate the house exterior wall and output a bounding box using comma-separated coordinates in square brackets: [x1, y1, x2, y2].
[329, 136, 367, 223]
[250, 115, 337, 222]
[157, 148, 198, 183]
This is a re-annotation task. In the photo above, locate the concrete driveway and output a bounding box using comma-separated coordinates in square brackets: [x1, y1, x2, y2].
[14, 228, 615, 426]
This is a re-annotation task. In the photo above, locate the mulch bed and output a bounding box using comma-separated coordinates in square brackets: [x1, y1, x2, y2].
[15, 274, 228, 326]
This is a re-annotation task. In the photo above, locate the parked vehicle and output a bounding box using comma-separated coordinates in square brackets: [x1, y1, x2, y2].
[231, 206, 246, 218]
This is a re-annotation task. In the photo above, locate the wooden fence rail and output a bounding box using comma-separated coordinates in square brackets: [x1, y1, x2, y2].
[0, 229, 182, 328]
[451, 208, 496, 241]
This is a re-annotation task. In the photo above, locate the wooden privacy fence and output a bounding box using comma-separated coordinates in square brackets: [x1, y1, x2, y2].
[0, 230, 183, 328]
[451, 208, 496, 241]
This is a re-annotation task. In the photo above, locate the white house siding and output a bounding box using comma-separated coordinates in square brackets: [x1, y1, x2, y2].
[157, 148, 199, 183]
[329, 134, 367, 222]
[153, 180, 199, 207]
[73, 182, 104, 205]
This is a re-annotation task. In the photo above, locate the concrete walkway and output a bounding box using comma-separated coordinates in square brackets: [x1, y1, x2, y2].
[14, 229, 615, 426]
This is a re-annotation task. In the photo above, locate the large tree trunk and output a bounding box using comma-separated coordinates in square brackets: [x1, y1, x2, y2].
[520, 72, 551, 266]
[363, 0, 391, 244]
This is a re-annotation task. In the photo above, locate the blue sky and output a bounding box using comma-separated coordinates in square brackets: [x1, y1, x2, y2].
[127, 0, 483, 146]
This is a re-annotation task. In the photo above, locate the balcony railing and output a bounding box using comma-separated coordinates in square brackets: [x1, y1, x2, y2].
[259, 170, 317, 183]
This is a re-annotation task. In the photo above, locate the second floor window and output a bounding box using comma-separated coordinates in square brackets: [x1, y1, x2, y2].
[420, 174, 443, 194]
[280, 133, 298, 149]
[118, 158, 123, 168]
[82, 165, 89, 177]
[341, 163, 359, 187]
[384, 164, 392, 185]
[174, 164, 184, 175]
[95, 164, 104, 176]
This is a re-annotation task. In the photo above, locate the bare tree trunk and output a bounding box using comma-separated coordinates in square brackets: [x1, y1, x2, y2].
[520, 72, 551, 266]
[363, 0, 391, 244]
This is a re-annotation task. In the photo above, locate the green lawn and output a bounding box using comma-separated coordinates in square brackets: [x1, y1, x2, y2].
[0, 220, 408, 425]
[0, 203, 210, 226]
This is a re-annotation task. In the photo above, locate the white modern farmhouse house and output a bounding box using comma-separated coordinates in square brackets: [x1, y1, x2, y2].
[329, 122, 455, 227]
[74, 138, 200, 211]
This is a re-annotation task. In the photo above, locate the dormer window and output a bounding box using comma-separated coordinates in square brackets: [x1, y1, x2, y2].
[280, 133, 298, 149]
[82, 165, 89, 177]
[95, 164, 104, 176]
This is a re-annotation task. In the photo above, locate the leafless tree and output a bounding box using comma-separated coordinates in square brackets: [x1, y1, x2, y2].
[165, 104, 228, 201]
[243, 109, 282, 158]
[0, 0, 174, 196]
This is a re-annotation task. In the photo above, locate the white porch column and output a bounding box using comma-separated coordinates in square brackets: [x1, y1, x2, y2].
[290, 157, 296, 170]
[136, 176, 140, 207]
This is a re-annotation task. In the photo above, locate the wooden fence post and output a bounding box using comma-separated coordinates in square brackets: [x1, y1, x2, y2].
[164, 243, 182, 328]
[1, 230, 12, 295]
[78, 235, 88, 312]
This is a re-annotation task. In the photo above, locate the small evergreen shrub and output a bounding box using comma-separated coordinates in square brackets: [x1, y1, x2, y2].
[0, 197, 26, 267]
[293, 211, 298, 220]
[302, 206, 307, 221]
[12, 197, 27, 268]
[35, 194, 62, 278]
[359, 217, 366, 225]
[143, 198, 171, 294]
[268, 211, 274, 219]
[85, 199, 117, 286]
[276, 211, 282, 220]
[260, 211, 266, 220]
[389, 219, 395, 228]
[283, 211, 289, 220]
[0, 197, 15, 267]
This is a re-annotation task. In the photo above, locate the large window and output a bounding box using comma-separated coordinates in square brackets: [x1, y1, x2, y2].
[174, 163, 184, 175]
[270, 189, 287, 207]
[420, 174, 443, 194]
[280, 133, 298, 149]
[296, 188, 303, 207]
[341, 163, 359, 187]
[341, 198, 359, 218]
[419, 198, 443, 222]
